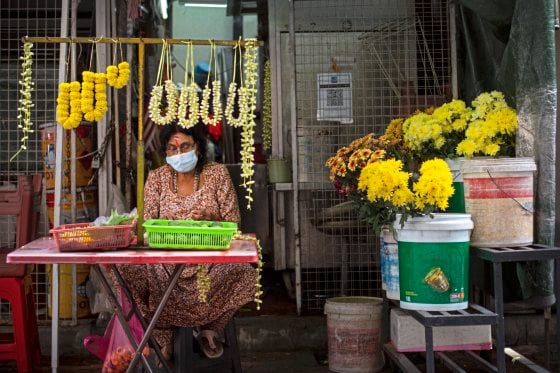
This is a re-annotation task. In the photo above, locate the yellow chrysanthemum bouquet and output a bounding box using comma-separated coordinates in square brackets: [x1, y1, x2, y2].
[402, 91, 517, 160]
[456, 91, 517, 157]
[326, 117, 455, 232]
[403, 99, 470, 160]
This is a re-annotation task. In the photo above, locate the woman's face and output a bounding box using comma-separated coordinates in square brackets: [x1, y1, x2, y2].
[165, 132, 196, 157]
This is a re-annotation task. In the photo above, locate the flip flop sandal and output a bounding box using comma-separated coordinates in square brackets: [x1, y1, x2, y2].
[193, 329, 224, 359]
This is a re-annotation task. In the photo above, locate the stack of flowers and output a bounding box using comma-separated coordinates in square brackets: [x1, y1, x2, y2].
[326, 90, 517, 233]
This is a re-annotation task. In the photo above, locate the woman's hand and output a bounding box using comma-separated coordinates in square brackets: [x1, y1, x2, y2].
[191, 209, 215, 221]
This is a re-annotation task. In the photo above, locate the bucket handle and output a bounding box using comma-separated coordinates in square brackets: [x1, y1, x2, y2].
[486, 169, 533, 213]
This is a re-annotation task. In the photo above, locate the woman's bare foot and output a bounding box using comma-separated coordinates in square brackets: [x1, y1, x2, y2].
[194, 329, 224, 359]
[154, 344, 173, 368]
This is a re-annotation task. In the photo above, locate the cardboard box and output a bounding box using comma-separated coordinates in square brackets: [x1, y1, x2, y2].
[390, 308, 492, 352]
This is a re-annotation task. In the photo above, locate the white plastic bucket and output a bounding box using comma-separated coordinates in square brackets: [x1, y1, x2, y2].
[380, 228, 399, 300]
[324, 297, 384, 373]
[394, 214, 473, 311]
[460, 157, 536, 247]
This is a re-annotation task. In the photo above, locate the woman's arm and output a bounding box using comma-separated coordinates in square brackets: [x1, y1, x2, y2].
[215, 165, 241, 224]
[143, 170, 162, 220]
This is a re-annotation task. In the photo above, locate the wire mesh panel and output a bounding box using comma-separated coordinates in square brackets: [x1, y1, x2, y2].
[0, 0, 62, 324]
[291, 0, 451, 312]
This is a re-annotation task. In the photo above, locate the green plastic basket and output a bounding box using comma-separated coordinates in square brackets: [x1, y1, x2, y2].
[143, 219, 238, 250]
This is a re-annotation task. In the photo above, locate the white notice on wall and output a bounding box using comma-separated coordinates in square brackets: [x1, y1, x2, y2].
[317, 72, 353, 124]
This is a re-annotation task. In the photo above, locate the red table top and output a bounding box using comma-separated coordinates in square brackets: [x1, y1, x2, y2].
[7, 237, 259, 265]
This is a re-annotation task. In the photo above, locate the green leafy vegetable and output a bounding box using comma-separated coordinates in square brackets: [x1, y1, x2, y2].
[102, 209, 134, 226]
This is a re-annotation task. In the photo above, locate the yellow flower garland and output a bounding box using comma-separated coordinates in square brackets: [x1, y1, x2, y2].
[56, 82, 71, 125]
[65, 81, 83, 129]
[106, 61, 130, 89]
[81, 71, 108, 122]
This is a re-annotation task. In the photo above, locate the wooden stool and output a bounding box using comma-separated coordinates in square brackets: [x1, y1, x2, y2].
[174, 318, 242, 372]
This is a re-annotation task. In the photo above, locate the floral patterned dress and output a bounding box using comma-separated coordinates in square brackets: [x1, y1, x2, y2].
[117, 162, 256, 349]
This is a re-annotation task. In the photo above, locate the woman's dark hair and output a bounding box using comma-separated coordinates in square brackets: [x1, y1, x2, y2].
[159, 122, 208, 172]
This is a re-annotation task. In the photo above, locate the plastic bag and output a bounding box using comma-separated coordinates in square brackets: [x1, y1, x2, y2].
[83, 288, 148, 372]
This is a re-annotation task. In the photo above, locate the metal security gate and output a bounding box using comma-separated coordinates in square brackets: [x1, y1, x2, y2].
[0, 0, 64, 325]
[275, 0, 452, 312]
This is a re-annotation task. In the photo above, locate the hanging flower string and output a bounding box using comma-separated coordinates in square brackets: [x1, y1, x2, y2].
[148, 42, 178, 125]
[262, 59, 272, 151]
[199, 41, 223, 126]
[177, 42, 199, 128]
[233, 232, 263, 310]
[196, 264, 211, 303]
[11, 42, 35, 161]
[107, 42, 130, 89]
[239, 39, 259, 209]
[62, 81, 83, 129]
[224, 41, 243, 127]
[57, 82, 71, 126]
[106, 62, 130, 89]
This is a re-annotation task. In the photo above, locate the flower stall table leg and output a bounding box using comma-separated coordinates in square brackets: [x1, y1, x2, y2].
[91, 264, 183, 372]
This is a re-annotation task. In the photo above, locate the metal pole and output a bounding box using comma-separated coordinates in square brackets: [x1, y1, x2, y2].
[70, 0, 78, 327]
[23, 36, 263, 47]
[52, 0, 69, 370]
[137, 41, 145, 244]
[288, 0, 302, 315]
[125, 41, 132, 209]
[450, 0, 458, 99]
[112, 0, 121, 191]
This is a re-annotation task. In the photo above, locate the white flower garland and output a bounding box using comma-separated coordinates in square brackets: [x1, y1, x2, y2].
[239, 39, 259, 209]
[148, 79, 178, 125]
[199, 44, 223, 126]
[262, 60, 272, 151]
[177, 43, 199, 128]
[11, 42, 34, 160]
[199, 80, 222, 126]
[177, 82, 199, 128]
[148, 43, 178, 125]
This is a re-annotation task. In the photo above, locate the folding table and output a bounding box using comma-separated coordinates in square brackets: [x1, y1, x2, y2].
[7, 236, 259, 373]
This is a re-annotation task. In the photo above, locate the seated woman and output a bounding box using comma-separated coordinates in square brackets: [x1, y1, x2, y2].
[118, 123, 256, 361]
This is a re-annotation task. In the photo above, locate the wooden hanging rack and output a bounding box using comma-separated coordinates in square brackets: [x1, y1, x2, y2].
[22, 36, 261, 243]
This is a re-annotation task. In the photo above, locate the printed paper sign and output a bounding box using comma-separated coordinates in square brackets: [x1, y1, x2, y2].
[317, 73, 353, 124]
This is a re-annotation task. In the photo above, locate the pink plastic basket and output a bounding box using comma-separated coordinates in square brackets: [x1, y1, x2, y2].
[50, 223, 135, 252]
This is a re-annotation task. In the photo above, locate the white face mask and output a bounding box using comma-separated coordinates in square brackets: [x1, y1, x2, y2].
[166, 149, 198, 173]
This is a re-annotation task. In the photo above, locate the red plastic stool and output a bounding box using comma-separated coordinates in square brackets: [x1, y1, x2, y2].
[0, 174, 42, 371]
[0, 275, 41, 372]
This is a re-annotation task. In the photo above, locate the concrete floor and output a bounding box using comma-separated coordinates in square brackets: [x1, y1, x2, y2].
[0, 294, 557, 372]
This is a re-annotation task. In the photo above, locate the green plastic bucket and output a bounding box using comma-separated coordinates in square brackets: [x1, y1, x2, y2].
[267, 158, 292, 183]
[445, 158, 465, 213]
[394, 214, 473, 311]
